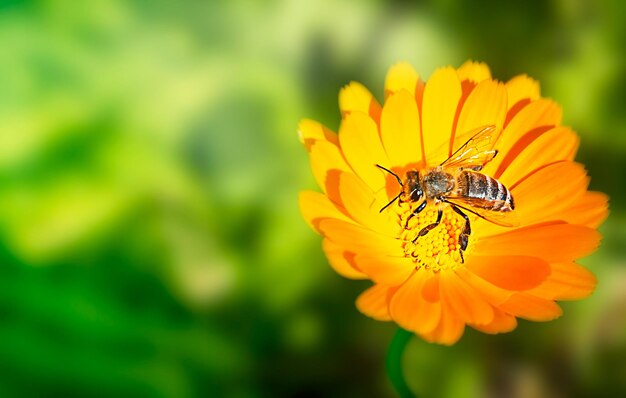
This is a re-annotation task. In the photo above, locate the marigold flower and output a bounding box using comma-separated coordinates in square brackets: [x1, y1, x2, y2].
[298, 61, 608, 345]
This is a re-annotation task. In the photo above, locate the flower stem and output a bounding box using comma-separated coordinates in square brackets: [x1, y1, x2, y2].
[386, 328, 416, 398]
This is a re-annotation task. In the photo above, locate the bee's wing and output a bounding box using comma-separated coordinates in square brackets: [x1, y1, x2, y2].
[445, 197, 520, 227]
[439, 125, 500, 170]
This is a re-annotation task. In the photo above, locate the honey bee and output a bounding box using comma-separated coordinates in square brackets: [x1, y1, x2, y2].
[376, 125, 519, 262]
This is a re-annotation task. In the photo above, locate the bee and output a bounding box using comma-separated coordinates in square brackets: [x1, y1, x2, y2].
[376, 125, 519, 262]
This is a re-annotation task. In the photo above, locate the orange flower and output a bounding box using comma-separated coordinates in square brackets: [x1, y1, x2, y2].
[298, 61, 609, 345]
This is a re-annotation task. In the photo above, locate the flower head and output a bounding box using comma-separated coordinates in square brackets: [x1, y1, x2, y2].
[299, 61, 608, 345]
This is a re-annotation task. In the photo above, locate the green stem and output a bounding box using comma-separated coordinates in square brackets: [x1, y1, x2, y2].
[386, 328, 416, 398]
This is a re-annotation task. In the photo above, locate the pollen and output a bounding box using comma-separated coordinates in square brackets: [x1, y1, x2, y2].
[397, 202, 467, 271]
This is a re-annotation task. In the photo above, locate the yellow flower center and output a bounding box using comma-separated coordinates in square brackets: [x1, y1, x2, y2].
[397, 202, 466, 271]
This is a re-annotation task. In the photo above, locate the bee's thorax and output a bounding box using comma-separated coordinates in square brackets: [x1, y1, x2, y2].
[421, 169, 455, 199]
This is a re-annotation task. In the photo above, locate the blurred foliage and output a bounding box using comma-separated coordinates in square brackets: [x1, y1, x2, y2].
[0, 0, 624, 396]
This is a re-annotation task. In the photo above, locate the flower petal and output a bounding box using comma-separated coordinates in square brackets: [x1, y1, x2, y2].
[322, 239, 368, 279]
[511, 161, 588, 221]
[421, 67, 462, 165]
[476, 161, 589, 235]
[339, 81, 382, 123]
[385, 62, 420, 98]
[380, 89, 423, 168]
[420, 300, 465, 345]
[506, 74, 540, 107]
[298, 190, 352, 233]
[307, 139, 352, 199]
[497, 293, 562, 321]
[528, 262, 597, 301]
[337, 172, 398, 235]
[470, 307, 517, 334]
[453, 79, 507, 152]
[503, 74, 541, 130]
[339, 112, 390, 191]
[318, 218, 402, 256]
[389, 270, 442, 335]
[487, 99, 562, 178]
[356, 284, 393, 321]
[559, 191, 609, 228]
[455, 266, 513, 305]
[498, 126, 579, 186]
[354, 254, 415, 285]
[465, 255, 550, 291]
[474, 223, 601, 263]
[456, 60, 491, 83]
[440, 269, 494, 325]
[298, 118, 338, 147]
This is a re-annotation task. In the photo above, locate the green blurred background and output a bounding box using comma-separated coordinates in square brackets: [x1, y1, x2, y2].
[0, 0, 624, 396]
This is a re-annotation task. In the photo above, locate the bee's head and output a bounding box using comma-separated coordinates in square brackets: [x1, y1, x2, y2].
[404, 170, 423, 202]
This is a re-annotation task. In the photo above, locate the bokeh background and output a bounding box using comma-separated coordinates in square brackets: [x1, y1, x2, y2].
[0, 0, 625, 396]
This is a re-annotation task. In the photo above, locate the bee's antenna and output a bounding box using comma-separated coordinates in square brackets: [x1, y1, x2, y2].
[375, 164, 404, 212]
[379, 192, 402, 213]
[375, 164, 403, 186]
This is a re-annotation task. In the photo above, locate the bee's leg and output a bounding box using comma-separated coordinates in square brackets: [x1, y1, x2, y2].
[412, 208, 442, 243]
[404, 200, 427, 229]
[450, 204, 471, 263]
[451, 205, 471, 240]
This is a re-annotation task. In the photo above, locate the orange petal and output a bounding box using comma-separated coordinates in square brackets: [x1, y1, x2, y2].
[339, 81, 382, 123]
[322, 239, 368, 279]
[421, 67, 462, 165]
[510, 161, 589, 225]
[474, 223, 601, 263]
[498, 126, 579, 186]
[453, 79, 507, 152]
[298, 190, 352, 233]
[298, 118, 338, 147]
[337, 172, 398, 236]
[389, 270, 442, 335]
[465, 255, 550, 291]
[559, 191, 609, 228]
[385, 62, 420, 98]
[455, 266, 513, 305]
[380, 89, 423, 168]
[528, 262, 597, 301]
[470, 307, 517, 334]
[308, 139, 352, 198]
[356, 284, 393, 321]
[354, 254, 415, 286]
[420, 300, 465, 345]
[339, 112, 390, 191]
[497, 293, 562, 321]
[415, 80, 425, 113]
[505, 74, 540, 108]
[440, 269, 494, 325]
[318, 218, 402, 256]
[456, 60, 491, 83]
[487, 99, 562, 177]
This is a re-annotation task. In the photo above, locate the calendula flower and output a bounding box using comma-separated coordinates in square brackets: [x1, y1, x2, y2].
[299, 61, 608, 345]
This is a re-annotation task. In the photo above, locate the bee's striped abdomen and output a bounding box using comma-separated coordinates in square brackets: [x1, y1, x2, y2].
[457, 170, 514, 211]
